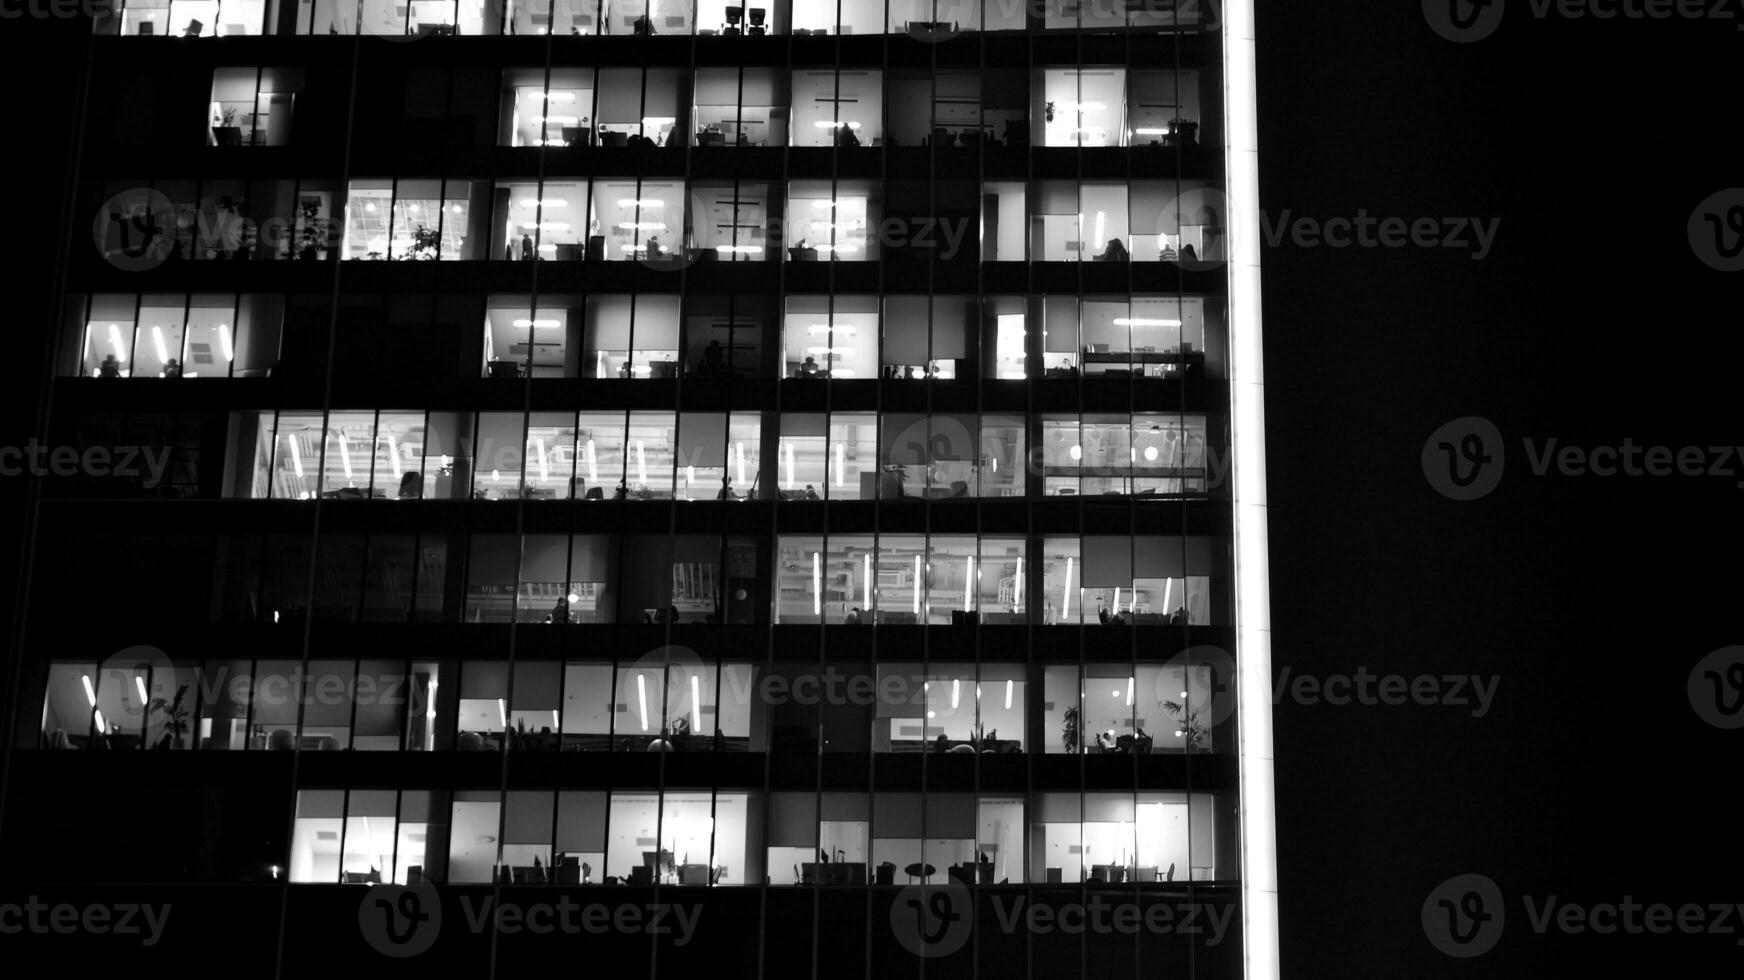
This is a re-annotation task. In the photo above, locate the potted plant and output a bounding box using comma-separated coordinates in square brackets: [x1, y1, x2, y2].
[295, 198, 325, 261]
[1166, 117, 1198, 147]
[400, 224, 442, 260]
[1161, 697, 1207, 750]
[1061, 706, 1080, 754]
[148, 684, 192, 749]
[213, 105, 242, 146]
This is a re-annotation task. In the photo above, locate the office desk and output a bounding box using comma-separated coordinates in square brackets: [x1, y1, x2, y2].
[800, 862, 866, 885]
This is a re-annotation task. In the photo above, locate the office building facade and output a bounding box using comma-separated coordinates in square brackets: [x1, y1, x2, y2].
[6, 0, 1275, 975]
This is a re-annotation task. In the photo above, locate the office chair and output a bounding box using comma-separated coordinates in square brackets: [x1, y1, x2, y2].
[182, 18, 203, 35]
[747, 7, 766, 33]
[724, 5, 743, 34]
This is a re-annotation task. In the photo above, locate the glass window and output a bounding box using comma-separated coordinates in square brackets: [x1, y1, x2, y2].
[341, 180, 392, 259]
[300, 660, 355, 749]
[592, 180, 685, 262]
[1134, 414, 1210, 495]
[130, 294, 184, 378]
[777, 413, 825, 500]
[288, 790, 345, 882]
[693, 67, 788, 145]
[786, 180, 877, 260]
[504, 68, 597, 147]
[689, 182, 771, 260]
[783, 296, 877, 378]
[464, 536, 519, 623]
[493, 179, 592, 261]
[448, 792, 503, 882]
[555, 791, 608, 883]
[792, 70, 882, 146]
[472, 412, 526, 499]
[622, 411, 676, 497]
[1078, 183, 1130, 262]
[875, 534, 926, 624]
[318, 412, 378, 498]
[518, 537, 572, 623]
[774, 534, 824, 623]
[828, 412, 878, 499]
[683, 296, 768, 378]
[1039, 69, 1127, 148]
[79, 295, 137, 378]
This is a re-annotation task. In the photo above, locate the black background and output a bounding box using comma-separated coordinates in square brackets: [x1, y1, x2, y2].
[2, 2, 1740, 975]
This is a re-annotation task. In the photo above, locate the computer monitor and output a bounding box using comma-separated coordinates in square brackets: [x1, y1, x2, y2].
[642, 849, 675, 875]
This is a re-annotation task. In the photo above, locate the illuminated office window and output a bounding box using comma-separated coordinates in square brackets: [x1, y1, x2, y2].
[455, 662, 509, 745]
[593, 68, 684, 144]
[593, 179, 685, 261]
[829, 412, 878, 499]
[482, 295, 578, 378]
[693, 68, 789, 145]
[689, 182, 772, 260]
[982, 182, 1027, 262]
[1135, 178, 1228, 263]
[774, 534, 825, 624]
[502, 68, 598, 147]
[1132, 414, 1210, 494]
[696, 0, 783, 34]
[575, 412, 627, 498]
[1038, 69, 1127, 148]
[522, 414, 579, 498]
[471, 412, 527, 499]
[112, 0, 260, 36]
[492, 180, 589, 261]
[447, 791, 503, 882]
[334, 179, 482, 259]
[881, 295, 976, 379]
[1128, 70, 1203, 148]
[623, 411, 677, 497]
[368, 411, 427, 499]
[564, 537, 617, 618]
[791, 70, 883, 146]
[585, 295, 681, 378]
[786, 179, 878, 259]
[777, 413, 826, 499]
[874, 534, 926, 624]
[74, 293, 254, 381]
[782, 296, 877, 378]
[208, 68, 300, 146]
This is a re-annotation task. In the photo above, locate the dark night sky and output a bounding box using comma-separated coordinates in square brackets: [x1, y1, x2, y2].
[2, 3, 1741, 974]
